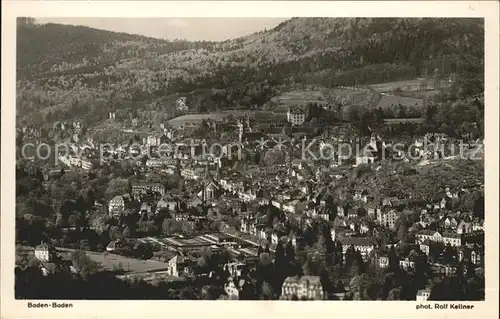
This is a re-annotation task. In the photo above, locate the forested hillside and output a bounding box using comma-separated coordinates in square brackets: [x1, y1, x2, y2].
[16, 18, 484, 127]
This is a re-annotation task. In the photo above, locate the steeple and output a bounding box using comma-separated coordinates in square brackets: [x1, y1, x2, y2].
[202, 163, 209, 204]
[237, 120, 243, 144]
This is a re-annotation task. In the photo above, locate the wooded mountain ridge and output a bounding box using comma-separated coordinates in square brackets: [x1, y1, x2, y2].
[16, 18, 484, 126]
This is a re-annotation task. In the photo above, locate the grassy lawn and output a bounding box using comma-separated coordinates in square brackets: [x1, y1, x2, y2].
[369, 79, 451, 93]
[167, 113, 226, 128]
[55, 247, 169, 274]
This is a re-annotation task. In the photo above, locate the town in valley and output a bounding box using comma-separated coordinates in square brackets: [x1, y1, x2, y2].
[15, 17, 485, 301]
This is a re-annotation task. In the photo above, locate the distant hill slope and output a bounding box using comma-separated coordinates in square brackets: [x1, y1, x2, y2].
[16, 23, 215, 78]
[16, 18, 484, 127]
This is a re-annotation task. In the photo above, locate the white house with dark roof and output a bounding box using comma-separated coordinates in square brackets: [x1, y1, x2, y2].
[108, 195, 125, 215]
[416, 289, 431, 301]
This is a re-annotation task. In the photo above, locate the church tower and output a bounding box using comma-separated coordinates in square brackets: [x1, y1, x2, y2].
[237, 120, 243, 144]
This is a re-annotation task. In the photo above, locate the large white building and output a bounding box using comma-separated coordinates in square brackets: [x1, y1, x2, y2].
[58, 155, 93, 171]
[377, 209, 398, 229]
[281, 276, 324, 300]
[286, 107, 307, 126]
[34, 242, 55, 262]
[108, 195, 125, 215]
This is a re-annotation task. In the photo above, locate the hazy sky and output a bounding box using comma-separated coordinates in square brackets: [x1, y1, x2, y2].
[35, 18, 289, 41]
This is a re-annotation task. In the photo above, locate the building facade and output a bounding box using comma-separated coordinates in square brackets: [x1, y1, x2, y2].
[281, 276, 324, 300]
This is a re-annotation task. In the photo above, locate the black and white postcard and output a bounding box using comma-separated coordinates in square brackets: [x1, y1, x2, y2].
[1, 1, 498, 319]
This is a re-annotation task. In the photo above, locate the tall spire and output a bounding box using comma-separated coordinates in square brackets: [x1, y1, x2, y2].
[215, 161, 220, 181]
[202, 163, 208, 204]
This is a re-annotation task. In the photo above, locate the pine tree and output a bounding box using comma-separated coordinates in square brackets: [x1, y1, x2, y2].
[285, 240, 295, 263]
[274, 240, 285, 268]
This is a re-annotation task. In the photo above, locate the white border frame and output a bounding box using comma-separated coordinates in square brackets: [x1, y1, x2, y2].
[2, 1, 499, 319]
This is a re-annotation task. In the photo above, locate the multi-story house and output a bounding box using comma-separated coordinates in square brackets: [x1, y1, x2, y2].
[377, 209, 398, 229]
[224, 262, 248, 278]
[181, 167, 206, 180]
[198, 180, 221, 202]
[442, 232, 462, 247]
[132, 183, 166, 197]
[339, 237, 375, 261]
[241, 218, 256, 235]
[443, 216, 459, 229]
[366, 200, 381, 217]
[355, 147, 377, 166]
[34, 242, 56, 262]
[399, 258, 416, 270]
[146, 159, 165, 168]
[419, 239, 431, 256]
[145, 135, 161, 146]
[353, 190, 369, 203]
[471, 220, 484, 231]
[456, 220, 473, 234]
[286, 106, 307, 126]
[109, 195, 125, 215]
[337, 205, 346, 218]
[347, 207, 359, 220]
[375, 255, 390, 268]
[176, 97, 188, 112]
[281, 276, 324, 300]
[416, 289, 431, 301]
[382, 197, 399, 207]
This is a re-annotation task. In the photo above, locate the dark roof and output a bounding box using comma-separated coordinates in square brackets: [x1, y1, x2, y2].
[417, 230, 441, 236]
[35, 243, 51, 250]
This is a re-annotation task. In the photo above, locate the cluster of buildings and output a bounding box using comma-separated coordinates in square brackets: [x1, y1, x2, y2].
[58, 155, 93, 171]
[29, 88, 484, 301]
[31, 242, 77, 276]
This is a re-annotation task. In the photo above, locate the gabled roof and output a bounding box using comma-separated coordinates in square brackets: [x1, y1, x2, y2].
[110, 195, 124, 202]
[283, 275, 321, 286]
[35, 242, 51, 250]
[442, 231, 461, 239]
[417, 230, 441, 236]
[417, 289, 431, 296]
[169, 255, 185, 264]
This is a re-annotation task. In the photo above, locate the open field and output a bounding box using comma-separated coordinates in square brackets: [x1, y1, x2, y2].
[271, 88, 371, 107]
[167, 110, 251, 128]
[55, 247, 170, 274]
[272, 90, 329, 106]
[375, 94, 426, 109]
